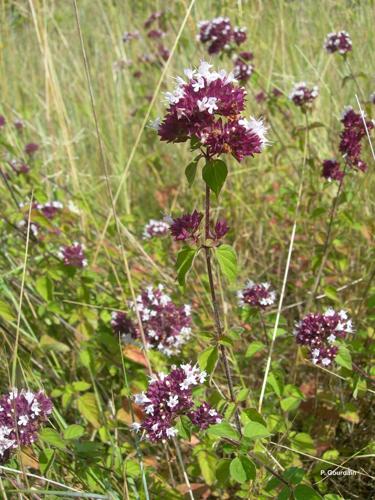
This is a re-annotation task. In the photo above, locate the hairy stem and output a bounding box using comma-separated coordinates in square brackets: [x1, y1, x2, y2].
[204, 184, 242, 435]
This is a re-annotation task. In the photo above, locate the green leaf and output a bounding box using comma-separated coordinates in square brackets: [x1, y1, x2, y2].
[0, 301, 15, 322]
[267, 372, 283, 397]
[40, 335, 70, 353]
[216, 459, 231, 486]
[229, 456, 256, 483]
[79, 350, 91, 368]
[73, 441, 104, 459]
[245, 341, 265, 358]
[280, 396, 302, 412]
[282, 466, 304, 484]
[197, 450, 216, 485]
[243, 422, 270, 440]
[335, 345, 352, 370]
[278, 487, 292, 500]
[185, 156, 201, 186]
[39, 428, 66, 450]
[72, 381, 91, 392]
[175, 415, 192, 440]
[198, 346, 218, 372]
[202, 159, 228, 196]
[367, 294, 375, 310]
[294, 485, 322, 499]
[323, 286, 339, 302]
[290, 432, 315, 454]
[35, 276, 54, 301]
[39, 449, 55, 475]
[206, 422, 240, 441]
[190, 136, 201, 150]
[176, 245, 196, 286]
[215, 244, 237, 282]
[63, 424, 85, 440]
[77, 393, 100, 428]
[240, 408, 267, 427]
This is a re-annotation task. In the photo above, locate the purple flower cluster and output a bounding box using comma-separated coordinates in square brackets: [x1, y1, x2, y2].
[157, 44, 170, 62]
[321, 159, 345, 182]
[122, 31, 140, 43]
[24, 142, 39, 156]
[166, 210, 203, 243]
[324, 31, 352, 55]
[294, 309, 353, 366]
[111, 311, 137, 344]
[197, 17, 247, 55]
[132, 364, 221, 441]
[238, 280, 276, 309]
[213, 218, 229, 240]
[17, 200, 77, 239]
[0, 389, 52, 462]
[166, 211, 229, 244]
[133, 285, 192, 356]
[144, 11, 163, 29]
[339, 106, 374, 172]
[143, 219, 169, 239]
[147, 29, 165, 39]
[112, 286, 192, 356]
[9, 158, 30, 175]
[233, 52, 254, 83]
[158, 62, 267, 162]
[188, 401, 222, 430]
[38, 201, 64, 219]
[14, 118, 24, 130]
[1, 116, 40, 176]
[289, 82, 319, 109]
[58, 242, 87, 268]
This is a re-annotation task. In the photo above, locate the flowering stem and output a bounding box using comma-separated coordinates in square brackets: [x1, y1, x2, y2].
[344, 58, 364, 100]
[259, 313, 270, 349]
[306, 164, 347, 310]
[204, 184, 242, 436]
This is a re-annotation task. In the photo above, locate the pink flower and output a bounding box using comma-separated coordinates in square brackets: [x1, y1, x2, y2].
[294, 309, 353, 366]
[324, 31, 352, 55]
[198, 17, 246, 55]
[322, 159, 345, 182]
[289, 82, 319, 108]
[158, 62, 267, 162]
[143, 219, 169, 239]
[0, 389, 52, 462]
[24, 143, 39, 155]
[58, 242, 87, 268]
[238, 281, 276, 309]
[339, 106, 374, 171]
[133, 364, 220, 441]
[167, 210, 203, 242]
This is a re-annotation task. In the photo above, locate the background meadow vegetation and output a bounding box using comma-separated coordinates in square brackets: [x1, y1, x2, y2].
[0, 0, 374, 498]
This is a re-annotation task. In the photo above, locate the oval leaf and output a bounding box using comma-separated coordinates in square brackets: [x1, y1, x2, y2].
[176, 246, 196, 286]
[77, 393, 100, 428]
[202, 159, 228, 196]
[294, 484, 322, 500]
[243, 422, 270, 440]
[64, 424, 85, 440]
[206, 422, 240, 441]
[39, 428, 66, 450]
[230, 456, 256, 483]
[215, 244, 238, 282]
